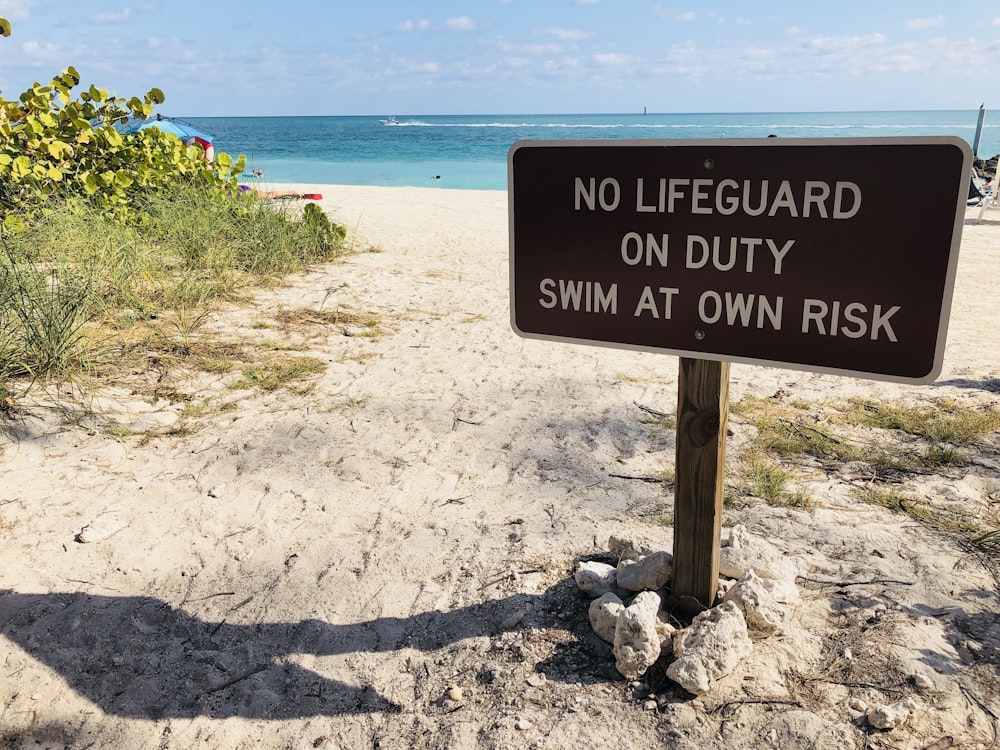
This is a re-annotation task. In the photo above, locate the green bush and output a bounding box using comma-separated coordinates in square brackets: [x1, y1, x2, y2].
[0, 67, 245, 224]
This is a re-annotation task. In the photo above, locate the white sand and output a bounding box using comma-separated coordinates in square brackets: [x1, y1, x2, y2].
[0, 185, 998, 749]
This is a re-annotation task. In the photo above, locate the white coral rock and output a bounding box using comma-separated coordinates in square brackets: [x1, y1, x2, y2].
[867, 697, 918, 730]
[617, 550, 673, 592]
[722, 570, 800, 638]
[574, 561, 620, 598]
[666, 601, 753, 695]
[613, 591, 662, 680]
[608, 532, 647, 561]
[588, 592, 624, 643]
[719, 544, 799, 582]
[725, 524, 749, 549]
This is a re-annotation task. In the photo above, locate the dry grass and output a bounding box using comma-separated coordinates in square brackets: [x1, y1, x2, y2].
[636, 392, 1000, 545]
[229, 355, 327, 392]
[738, 458, 810, 508]
[273, 306, 383, 338]
[16, 299, 391, 442]
[845, 398, 1000, 446]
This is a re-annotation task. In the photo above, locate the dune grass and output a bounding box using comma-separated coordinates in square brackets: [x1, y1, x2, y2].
[0, 189, 348, 402]
[738, 457, 809, 508]
[726, 394, 1000, 545]
[634, 394, 998, 548]
[229, 355, 327, 392]
[845, 397, 1000, 447]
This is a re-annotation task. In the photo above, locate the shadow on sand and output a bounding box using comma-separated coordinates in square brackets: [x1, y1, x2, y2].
[0, 578, 607, 720]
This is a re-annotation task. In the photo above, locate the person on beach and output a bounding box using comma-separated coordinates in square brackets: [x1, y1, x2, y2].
[183, 136, 215, 161]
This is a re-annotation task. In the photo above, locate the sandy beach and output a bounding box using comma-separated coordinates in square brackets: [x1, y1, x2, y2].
[1, 184, 999, 749]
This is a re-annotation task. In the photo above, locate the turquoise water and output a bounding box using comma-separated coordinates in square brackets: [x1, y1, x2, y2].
[184, 112, 998, 190]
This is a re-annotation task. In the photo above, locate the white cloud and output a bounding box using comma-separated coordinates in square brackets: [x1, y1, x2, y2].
[529, 42, 569, 55]
[641, 28, 997, 83]
[20, 39, 60, 61]
[650, 40, 708, 77]
[0, 0, 34, 22]
[537, 27, 595, 41]
[94, 8, 132, 24]
[593, 52, 627, 66]
[445, 16, 477, 31]
[396, 19, 431, 32]
[503, 55, 530, 68]
[653, 6, 698, 22]
[499, 35, 567, 55]
[905, 15, 944, 30]
[804, 32, 887, 50]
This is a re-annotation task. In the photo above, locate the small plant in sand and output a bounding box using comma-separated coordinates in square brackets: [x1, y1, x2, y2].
[229, 355, 327, 392]
[0, 260, 95, 380]
[302, 202, 347, 254]
[845, 397, 1000, 446]
[732, 395, 999, 475]
[739, 457, 810, 508]
[730, 395, 861, 463]
[179, 396, 239, 420]
[636, 500, 674, 527]
[632, 392, 998, 541]
[972, 527, 1000, 550]
[274, 306, 382, 339]
[632, 402, 676, 435]
[851, 484, 985, 537]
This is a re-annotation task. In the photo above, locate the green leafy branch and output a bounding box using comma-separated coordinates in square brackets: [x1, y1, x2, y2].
[0, 34, 245, 224]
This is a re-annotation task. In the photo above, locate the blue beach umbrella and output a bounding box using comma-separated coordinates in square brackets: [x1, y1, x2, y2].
[119, 114, 214, 143]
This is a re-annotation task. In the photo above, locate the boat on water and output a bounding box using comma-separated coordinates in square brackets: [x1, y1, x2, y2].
[380, 116, 399, 126]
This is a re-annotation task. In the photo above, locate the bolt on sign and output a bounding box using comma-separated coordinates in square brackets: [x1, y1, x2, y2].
[508, 138, 971, 384]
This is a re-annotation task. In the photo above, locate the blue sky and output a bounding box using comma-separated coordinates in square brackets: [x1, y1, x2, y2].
[1, 1, 998, 116]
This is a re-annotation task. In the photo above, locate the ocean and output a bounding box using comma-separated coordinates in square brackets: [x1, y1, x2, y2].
[183, 111, 998, 190]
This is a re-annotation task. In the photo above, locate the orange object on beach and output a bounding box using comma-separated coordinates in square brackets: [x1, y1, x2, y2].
[256, 190, 323, 201]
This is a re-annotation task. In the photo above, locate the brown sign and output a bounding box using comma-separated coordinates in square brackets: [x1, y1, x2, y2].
[508, 137, 971, 383]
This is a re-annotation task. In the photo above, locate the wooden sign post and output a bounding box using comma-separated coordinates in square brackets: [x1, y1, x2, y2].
[672, 357, 729, 611]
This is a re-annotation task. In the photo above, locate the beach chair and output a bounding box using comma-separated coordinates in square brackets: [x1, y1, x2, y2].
[974, 172, 998, 222]
[969, 173, 987, 206]
[965, 167, 998, 222]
